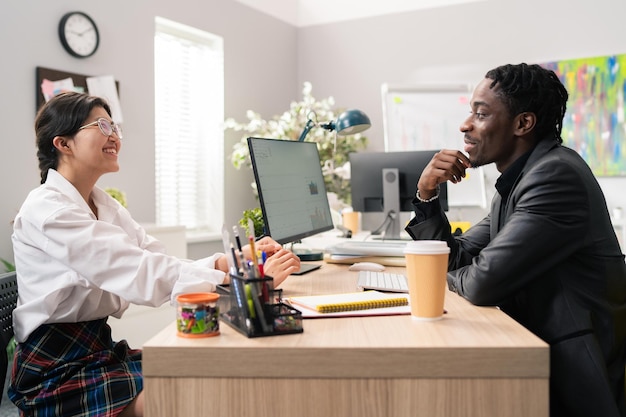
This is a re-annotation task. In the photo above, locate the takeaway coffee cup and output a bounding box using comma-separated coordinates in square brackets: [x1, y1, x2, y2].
[403, 240, 450, 321]
[342, 211, 360, 234]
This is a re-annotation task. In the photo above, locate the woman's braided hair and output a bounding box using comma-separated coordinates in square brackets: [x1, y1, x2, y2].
[35, 92, 112, 183]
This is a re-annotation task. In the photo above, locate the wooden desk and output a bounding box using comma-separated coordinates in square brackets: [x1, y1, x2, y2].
[143, 263, 549, 417]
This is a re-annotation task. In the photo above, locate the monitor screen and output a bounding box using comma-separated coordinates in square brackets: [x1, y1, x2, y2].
[349, 150, 448, 239]
[247, 137, 334, 245]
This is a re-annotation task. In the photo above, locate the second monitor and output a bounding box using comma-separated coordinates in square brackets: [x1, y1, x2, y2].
[349, 150, 449, 239]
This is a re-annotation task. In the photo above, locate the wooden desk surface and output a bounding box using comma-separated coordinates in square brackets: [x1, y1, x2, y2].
[143, 262, 549, 417]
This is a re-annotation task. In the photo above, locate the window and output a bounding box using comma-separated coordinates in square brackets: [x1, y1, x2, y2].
[154, 17, 224, 233]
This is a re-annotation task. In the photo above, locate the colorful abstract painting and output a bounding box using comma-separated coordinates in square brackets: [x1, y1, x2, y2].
[541, 54, 626, 176]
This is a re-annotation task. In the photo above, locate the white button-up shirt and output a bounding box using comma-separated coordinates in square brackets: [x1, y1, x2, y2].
[12, 169, 226, 342]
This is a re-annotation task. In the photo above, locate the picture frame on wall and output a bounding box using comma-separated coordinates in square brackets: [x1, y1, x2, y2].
[541, 54, 626, 177]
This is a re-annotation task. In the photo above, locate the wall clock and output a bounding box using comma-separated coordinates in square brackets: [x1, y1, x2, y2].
[58, 11, 100, 58]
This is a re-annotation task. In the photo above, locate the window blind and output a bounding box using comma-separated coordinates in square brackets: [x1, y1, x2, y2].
[154, 17, 224, 232]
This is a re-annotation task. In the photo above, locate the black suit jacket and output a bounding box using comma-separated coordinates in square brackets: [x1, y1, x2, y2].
[406, 139, 626, 417]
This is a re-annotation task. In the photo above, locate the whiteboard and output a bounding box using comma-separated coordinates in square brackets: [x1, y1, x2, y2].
[381, 83, 486, 208]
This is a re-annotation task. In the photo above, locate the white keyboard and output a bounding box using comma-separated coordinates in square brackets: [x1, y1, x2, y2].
[327, 241, 407, 257]
[356, 270, 409, 293]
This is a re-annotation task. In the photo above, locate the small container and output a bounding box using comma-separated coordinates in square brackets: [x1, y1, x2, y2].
[176, 292, 220, 338]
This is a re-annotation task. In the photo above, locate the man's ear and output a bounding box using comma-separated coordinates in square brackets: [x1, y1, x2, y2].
[52, 136, 72, 154]
[514, 112, 536, 135]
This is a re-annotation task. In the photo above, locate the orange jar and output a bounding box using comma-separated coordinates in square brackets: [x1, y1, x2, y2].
[176, 292, 220, 337]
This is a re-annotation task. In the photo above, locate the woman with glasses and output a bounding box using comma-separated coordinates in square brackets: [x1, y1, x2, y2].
[9, 92, 301, 417]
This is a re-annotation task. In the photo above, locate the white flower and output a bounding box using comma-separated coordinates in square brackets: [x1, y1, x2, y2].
[225, 82, 368, 203]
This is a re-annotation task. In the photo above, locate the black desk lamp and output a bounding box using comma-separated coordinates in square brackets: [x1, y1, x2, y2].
[292, 109, 371, 255]
[298, 109, 371, 142]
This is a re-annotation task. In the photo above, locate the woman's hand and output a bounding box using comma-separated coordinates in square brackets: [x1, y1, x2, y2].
[240, 236, 281, 260]
[263, 248, 300, 287]
[239, 236, 300, 286]
[251, 236, 283, 258]
[216, 236, 283, 278]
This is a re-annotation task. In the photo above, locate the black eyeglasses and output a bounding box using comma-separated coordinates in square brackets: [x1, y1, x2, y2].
[79, 117, 123, 139]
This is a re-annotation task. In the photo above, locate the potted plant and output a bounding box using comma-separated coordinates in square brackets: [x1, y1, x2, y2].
[239, 208, 264, 238]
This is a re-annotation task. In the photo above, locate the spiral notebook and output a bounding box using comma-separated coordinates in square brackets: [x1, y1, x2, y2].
[286, 291, 410, 318]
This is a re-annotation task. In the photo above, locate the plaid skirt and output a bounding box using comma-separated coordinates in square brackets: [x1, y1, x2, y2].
[8, 318, 142, 417]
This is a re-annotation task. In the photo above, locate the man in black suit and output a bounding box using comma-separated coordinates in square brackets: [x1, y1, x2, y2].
[405, 63, 626, 417]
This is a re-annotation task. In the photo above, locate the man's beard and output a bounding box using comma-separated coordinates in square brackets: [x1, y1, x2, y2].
[468, 157, 485, 169]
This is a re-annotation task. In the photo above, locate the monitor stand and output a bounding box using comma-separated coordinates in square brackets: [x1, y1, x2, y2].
[289, 242, 324, 261]
[371, 232, 412, 241]
[290, 244, 323, 275]
[292, 247, 324, 261]
[291, 263, 322, 275]
[380, 168, 401, 240]
[370, 212, 412, 241]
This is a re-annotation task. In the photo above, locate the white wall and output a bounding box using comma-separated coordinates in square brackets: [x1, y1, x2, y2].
[297, 0, 626, 226]
[0, 0, 298, 264]
[2, 0, 626, 265]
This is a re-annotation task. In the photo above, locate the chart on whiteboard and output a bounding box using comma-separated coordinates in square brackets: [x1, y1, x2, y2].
[381, 84, 486, 208]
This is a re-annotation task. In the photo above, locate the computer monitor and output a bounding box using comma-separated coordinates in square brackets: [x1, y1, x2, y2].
[349, 150, 449, 239]
[247, 136, 334, 253]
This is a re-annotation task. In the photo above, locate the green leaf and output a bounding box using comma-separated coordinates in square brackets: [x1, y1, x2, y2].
[239, 208, 265, 237]
[1, 258, 15, 272]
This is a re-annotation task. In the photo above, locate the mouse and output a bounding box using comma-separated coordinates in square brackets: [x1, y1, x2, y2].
[348, 262, 385, 272]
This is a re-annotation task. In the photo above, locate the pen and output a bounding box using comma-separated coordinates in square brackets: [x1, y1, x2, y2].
[247, 260, 256, 278]
[238, 251, 247, 277]
[231, 271, 250, 329]
[258, 251, 269, 303]
[244, 283, 256, 319]
[233, 226, 243, 253]
[232, 225, 246, 276]
[230, 244, 240, 275]
[258, 251, 265, 278]
[221, 224, 237, 276]
[246, 282, 270, 333]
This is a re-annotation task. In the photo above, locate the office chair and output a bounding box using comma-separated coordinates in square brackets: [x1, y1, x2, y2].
[0, 271, 18, 406]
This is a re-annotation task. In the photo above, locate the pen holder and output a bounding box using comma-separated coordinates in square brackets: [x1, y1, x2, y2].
[217, 274, 303, 338]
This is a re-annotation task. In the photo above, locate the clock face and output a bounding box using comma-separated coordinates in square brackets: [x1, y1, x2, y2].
[59, 12, 99, 58]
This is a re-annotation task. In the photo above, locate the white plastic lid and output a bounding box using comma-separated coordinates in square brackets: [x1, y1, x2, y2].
[403, 240, 450, 255]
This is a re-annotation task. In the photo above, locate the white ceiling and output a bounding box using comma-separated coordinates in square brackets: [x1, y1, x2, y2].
[232, 0, 485, 27]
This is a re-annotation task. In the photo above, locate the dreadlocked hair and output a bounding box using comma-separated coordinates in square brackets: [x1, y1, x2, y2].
[485, 63, 568, 144]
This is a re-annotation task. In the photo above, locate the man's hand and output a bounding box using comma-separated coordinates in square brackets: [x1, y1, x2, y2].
[417, 150, 471, 199]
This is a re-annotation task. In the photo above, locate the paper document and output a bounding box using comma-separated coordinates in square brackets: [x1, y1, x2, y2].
[86, 75, 124, 123]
